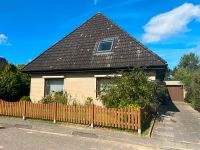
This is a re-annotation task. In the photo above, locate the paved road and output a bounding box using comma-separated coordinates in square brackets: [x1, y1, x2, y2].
[152, 101, 200, 146]
[0, 121, 152, 150]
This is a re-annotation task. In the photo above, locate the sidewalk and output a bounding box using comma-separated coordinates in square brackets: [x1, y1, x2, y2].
[0, 116, 199, 150]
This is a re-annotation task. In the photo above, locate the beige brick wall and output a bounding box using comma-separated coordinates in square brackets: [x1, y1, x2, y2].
[30, 71, 156, 104]
[64, 72, 112, 105]
[64, 77, 97, 105]
[30, 75, 44, 103]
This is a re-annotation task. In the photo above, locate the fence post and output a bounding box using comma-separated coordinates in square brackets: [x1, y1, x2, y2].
[90, 104, 94, 128]
[53, 102, 57, 124]
[1, 100, 4, 115]
[138, 108, 141, 134]
[22, 101, 26, 120]
[0, 100, 2, 115]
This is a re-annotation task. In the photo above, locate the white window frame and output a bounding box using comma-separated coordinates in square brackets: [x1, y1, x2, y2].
[42, 76, 64, 79]
[43, 76, 64, 96]
[96, 76, 117, 97]
[96, 40, 114, 52]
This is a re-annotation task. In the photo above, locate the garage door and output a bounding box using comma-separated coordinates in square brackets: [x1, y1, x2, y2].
[167, 85, 184, 101]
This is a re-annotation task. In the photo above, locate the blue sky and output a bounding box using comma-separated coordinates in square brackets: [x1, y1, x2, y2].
[0, 0, 200, 69]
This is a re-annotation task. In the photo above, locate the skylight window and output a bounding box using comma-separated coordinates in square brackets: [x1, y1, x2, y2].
[97, 40, 113, 52]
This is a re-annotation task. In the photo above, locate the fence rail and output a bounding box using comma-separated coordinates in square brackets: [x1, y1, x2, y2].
[0, 100, 149, 133]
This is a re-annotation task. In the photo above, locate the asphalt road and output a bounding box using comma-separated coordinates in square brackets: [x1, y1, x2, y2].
[0, 126, 153, 150]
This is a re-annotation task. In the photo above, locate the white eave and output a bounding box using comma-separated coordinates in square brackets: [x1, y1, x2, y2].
[165, 81, 183, 86]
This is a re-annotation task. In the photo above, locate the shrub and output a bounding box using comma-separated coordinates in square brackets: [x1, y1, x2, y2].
[54, 92, 69, 105]
[20, 96, 31, 102]
[127, 103, 140, 110]
[84, 97, 93, 105]
[0, 64, 30, 101]
[40, 95, 54, 104]
[40, 92, 69, 105]
[190, 72, 200, 111]
[72, 100, 80, 106]
[176, 69, 200, 112]
[192, 98, 200, 111]
[101, 69, 166, 108]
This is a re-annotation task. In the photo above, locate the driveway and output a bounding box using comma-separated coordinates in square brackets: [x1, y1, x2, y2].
[152, 101, 200, 146]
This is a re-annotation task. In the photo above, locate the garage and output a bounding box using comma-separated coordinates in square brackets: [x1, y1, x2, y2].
[165, 81, 184, 101]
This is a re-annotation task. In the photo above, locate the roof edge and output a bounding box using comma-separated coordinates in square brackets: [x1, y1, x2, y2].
[23, 65, 167, 74]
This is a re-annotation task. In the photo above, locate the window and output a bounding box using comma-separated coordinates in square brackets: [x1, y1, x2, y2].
[96, 78, 115, 97]
[45, 79, 64, 96]
[97, 40, 113, 52]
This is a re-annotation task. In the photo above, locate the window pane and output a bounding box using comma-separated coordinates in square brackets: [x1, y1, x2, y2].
[97, 78, 115, 96]
[97, 40, 113, 52]
[45, 79, 64, 96]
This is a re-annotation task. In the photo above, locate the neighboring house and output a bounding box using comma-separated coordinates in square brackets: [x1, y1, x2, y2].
[23, 13, 167, 104]
[0, 57, 7, 72]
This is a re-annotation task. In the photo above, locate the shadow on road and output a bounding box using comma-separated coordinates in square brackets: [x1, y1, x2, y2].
[157, 100, 180, 122]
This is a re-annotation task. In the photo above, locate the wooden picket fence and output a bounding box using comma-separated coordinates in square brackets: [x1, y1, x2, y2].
[0, 100, 150, 133]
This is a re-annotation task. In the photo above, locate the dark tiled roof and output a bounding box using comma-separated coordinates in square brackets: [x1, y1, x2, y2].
[0, 57, 7, 71]
[23, 13, 167, 73]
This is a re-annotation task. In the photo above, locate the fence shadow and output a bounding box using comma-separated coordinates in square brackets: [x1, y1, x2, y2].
[157, 100, 180, 122]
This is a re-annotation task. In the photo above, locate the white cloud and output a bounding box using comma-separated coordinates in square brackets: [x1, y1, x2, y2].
[0, 34, 8, 44]
[142, 3, 200, 43]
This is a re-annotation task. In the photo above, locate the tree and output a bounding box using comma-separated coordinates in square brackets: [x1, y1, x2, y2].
[177, 52, 199, 71]
[100, 69, 166, 108]
[173, 67, 193, 87]
[173, 53, 200, 86]
[17, 64, 26, 71]
[17, 64, 30, 97]
[0, 64, 30, 101]
[173, 52, 200, 111]
[190, 70, 200, 111]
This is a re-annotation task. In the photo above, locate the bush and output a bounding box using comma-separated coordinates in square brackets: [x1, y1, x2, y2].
[40, 95, 54, 104]
[127, 103, 140, 110]
[190, 71, 200, 111]
[0, 64, 30, 101]
[177, 69, 200, 112]
[20, 96, 31, 102]
[39, 92, 69, 105]
[54, 92, 69, 105]
[84, 97, 93, 105]
[192, 98, 200, 111]
[101, 69, 166, 108]
[72, 100, 79, 106]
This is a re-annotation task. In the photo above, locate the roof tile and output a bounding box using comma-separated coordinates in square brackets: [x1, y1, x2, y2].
[24, 13, 167, 72]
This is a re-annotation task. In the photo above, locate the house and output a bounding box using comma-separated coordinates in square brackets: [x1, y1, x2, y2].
[0, 57, 7, 71]
[23, 13, 167, 104]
